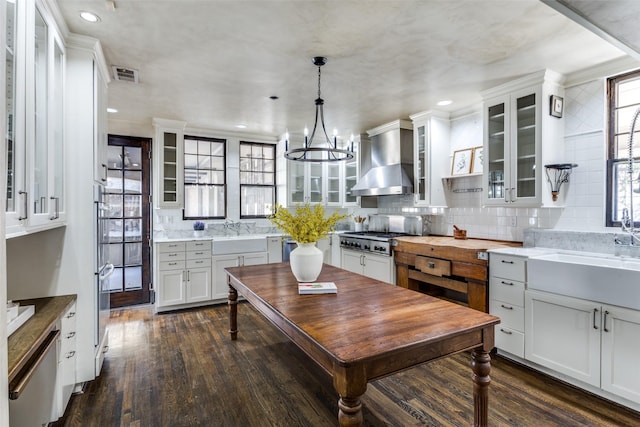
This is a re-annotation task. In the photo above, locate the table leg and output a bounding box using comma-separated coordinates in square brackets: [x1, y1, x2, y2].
[333, 364, 367, 427]
[228, 284, 238, 340]
[471, 349, 491, 427]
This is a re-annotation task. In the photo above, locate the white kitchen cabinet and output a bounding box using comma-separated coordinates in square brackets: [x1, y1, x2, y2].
[287, 136, 362, 207]
[5, 0, 68, 236]
[155, 241, 213, 311]
[340, 249, 394, 284]
[482, 70, 565, 207]
[267, 236, 283, 263]
[330, 233, 341, 267]
[153, 118, 186, 208]
[489, 253, 526, 357]
[525, 290, 602, 388]
[57, 302, 77, 418]
[601, 304, 640, 404]
[410, 110, 449, 207]
[212, 252, 268, 300]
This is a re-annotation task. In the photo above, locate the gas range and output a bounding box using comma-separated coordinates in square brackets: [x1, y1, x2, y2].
[339, 231, 409, 256]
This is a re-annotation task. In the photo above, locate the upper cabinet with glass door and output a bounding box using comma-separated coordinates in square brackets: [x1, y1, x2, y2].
[482, 70, 565, 207]
[410, 111, 450, 207]
[153, 118, 186, 209]
[5, 0, 67, 236]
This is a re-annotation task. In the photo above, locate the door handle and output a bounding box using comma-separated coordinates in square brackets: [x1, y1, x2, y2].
[101, 164, 108, 182]
[603, 310, 610, 332]
[593, 308, 599, 330]
[18, 191, 28, 220]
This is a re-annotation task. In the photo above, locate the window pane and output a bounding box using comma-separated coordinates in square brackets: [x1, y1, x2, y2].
[184, 139, 198, 154]
[124, 195, 141, 217]
[612, 160, 640, 222]
[124, 171, 142, 193]
[198, 155, 211, 169]
[125, 219, 142, 242]
[125, 243, 142, 265]
[107, 268, 123, 292]
[618, 78, 640, 107]
[211, 157, 224, 171]
[211, 142, 225, 156]
[184, 154, 198, 168]
[108, 243, 123, 267]
[198, 140, 210, 156]
[108, 219, 123, 242]
[241, 186, 275, 217]
[124, 266, 142, 291]
[240, 144, 252, 158]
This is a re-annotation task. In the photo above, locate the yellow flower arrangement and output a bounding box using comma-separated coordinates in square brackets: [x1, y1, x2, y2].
[269, 203, 348, 243]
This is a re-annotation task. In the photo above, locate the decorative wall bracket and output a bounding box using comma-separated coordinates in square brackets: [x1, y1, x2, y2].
[545, 163, 578, 201]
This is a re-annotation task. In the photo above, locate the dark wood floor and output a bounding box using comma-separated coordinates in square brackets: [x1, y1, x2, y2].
[56, 303, 640, 426]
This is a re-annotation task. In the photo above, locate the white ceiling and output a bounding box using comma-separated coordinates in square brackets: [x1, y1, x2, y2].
[55, 0, 633, 140]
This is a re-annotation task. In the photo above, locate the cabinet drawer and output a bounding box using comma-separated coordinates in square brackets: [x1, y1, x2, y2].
[187, 250, 211, 260]
[187, 241, 210, 251]
[159, 260, 186, 271]
[415, 256, 451, 277]
[494, 325, 524, 357]
[61, 304, 77, 330]
[159, 251, 186, 262]
[187, 258, 211, 268]
[490, 299, 524, 331]
[490, 276, 525, 305]
[158, 242, 187, 252]
[60, 335, 77, 362]
[489, 254, 526, 281]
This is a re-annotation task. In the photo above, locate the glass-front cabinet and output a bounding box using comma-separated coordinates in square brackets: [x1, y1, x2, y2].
[5, 0, 67, 236]
[482, 70, 565, 207]
[153, 118, 186, 208]
[410, 111, 449, 207]
[286, 137, 360, 207]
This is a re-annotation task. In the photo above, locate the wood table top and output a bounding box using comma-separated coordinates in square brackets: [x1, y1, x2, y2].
[225, 263, 499, 371]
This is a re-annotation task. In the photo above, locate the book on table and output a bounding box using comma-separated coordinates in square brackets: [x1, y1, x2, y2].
[298, 282, 338, 294]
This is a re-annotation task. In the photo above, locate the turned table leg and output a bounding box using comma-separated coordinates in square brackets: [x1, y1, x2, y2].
[333, 364, 367, 427]
[228, 283, 238, 340]
[471, 349, 491, 427]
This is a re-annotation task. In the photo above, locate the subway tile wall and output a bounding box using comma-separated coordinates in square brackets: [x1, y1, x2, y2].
[378, 79, 608, 242]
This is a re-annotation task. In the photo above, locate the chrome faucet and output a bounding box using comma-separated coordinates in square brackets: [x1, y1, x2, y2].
[616, 107, 640, 246]
[224, 219, 241, 236]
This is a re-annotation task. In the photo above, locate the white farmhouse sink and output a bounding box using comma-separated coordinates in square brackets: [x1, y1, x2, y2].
[527, 252, 640, 310]
[211, 236, 267, 255]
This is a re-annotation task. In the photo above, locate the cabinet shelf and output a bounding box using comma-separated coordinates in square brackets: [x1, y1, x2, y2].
[489, 158, 505, 163]
[517, 104, 535, 112]
[517, 177, 535, 182]
[518, 124, 536, 132]
[517, 154, 535, 160]
[490, 131, 505, 137]
[489, 113, 505, 119]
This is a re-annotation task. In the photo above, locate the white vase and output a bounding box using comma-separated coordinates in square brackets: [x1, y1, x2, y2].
[289, 242, 323, 282]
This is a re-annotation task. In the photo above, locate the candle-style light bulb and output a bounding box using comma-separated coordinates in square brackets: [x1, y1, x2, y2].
[333, 128, 338, 148]
[285, 131, 289, 152]
[304, 127, 309, 148]
[350, 134, 354, 153]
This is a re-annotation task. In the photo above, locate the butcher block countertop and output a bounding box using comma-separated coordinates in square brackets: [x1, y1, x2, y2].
[394, 236, 522, 265]
[8, 294, 77, 382]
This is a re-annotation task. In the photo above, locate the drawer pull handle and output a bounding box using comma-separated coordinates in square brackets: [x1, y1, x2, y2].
[428, 262, 435, 269]
[195, 260, 203, 264]
[501, 281, 514, 286]
[500, 304, 514, 310]
[66, 351, 76, 359]
[66, 312, 76, 318]
[168, 262, 178, 266]
[66, 331, 76, 339]
[501, 260, 514, 264]
[499, 328, 513, 335]
[195, 252, 203, 255]
[168, 253, 177, 257]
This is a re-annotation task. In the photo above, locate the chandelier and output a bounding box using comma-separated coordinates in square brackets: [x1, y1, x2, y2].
[284, 57, 355, 162]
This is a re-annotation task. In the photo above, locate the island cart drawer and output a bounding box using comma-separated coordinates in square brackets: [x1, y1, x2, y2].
[415, 256, 451, 277]
[158, 242, 186, 253]
[489, 254, 525, 282]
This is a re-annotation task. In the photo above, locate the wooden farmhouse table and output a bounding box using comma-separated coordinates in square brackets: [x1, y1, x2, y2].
[225, 263, 500, 427]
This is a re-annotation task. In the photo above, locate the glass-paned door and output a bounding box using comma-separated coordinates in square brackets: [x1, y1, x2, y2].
[104, 135, 152, 308]
[487, 101, 506, 201]
[515, 93, 536, 199]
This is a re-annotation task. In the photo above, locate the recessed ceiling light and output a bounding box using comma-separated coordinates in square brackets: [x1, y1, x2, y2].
[437, 100, 453, 106]
[79, 11, 101, 23]
[236, 124, 247, 129]
[107, 108, 118, 113]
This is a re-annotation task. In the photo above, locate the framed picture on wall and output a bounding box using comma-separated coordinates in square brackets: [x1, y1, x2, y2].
[471, 146, 483, 174]
[451, 148, 473, 176]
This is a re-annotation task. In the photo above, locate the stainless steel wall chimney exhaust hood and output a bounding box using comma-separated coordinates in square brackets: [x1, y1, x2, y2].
[350, 120, 414, 197]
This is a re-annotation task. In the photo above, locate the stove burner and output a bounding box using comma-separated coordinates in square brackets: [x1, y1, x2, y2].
[339, 231, 410, 256]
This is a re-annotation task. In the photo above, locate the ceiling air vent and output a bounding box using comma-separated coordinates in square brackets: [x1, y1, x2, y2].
[112, 66, 139, 83]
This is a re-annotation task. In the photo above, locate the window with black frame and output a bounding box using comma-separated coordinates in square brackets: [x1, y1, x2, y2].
[607, 70, 640, 227]
[183, 135, 226, 219]
[239, 142, 276, 218]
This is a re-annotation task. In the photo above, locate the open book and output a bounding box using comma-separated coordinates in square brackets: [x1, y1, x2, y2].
[298, 282, 338, 295]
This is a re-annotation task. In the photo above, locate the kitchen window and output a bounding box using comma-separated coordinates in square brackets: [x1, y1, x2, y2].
[239, 141, 276, 218]
[607, 70, 640, 227]
[183, 135, 226, 219]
